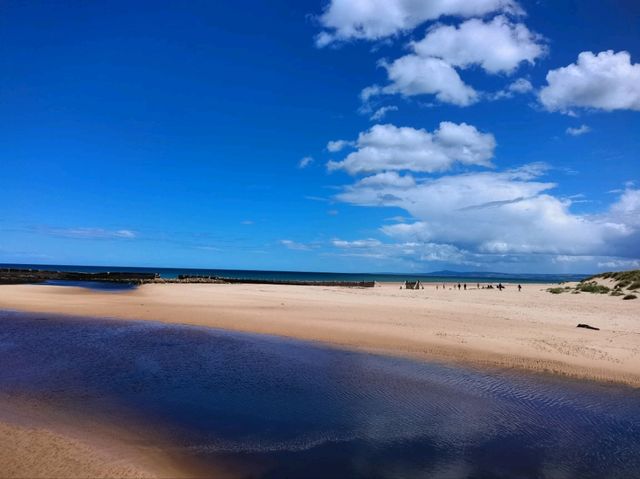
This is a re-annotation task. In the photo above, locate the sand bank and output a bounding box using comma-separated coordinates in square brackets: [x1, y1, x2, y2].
[0, 396, 184, 479]
[0, 393, 242, 479]
[1, 282, 639, 386]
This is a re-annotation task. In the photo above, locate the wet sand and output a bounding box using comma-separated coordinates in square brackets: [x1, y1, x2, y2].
[1, 282, 638, 386]
[0, 396, 189, 479]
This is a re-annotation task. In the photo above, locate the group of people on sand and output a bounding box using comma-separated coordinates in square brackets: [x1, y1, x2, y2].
[435, 283, 522, 292]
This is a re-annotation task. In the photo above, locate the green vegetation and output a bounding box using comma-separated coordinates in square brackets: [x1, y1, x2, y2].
[587, 270, 640, 290]
[628, 281, 640, 290]
[547, 270, 640, 300]
[576, 281, 610, 294]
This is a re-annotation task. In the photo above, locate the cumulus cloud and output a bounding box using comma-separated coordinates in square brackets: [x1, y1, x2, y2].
[565, 125, 591, 136]
[298, 156, 314, 168]
[336, 167, 640, 259]
[539, 50, 640, 112]
[355, 171, 417, 188]
[315, 0, 522, 47]
[327, 139, 353, 152]
[362, 16, 543, 106]
[412, 16, 546, 74]
[364, 55, 479, 106]
[370, 105, 398, 121]
[490, 78, 533, 100]
[327, 122, 496, 174]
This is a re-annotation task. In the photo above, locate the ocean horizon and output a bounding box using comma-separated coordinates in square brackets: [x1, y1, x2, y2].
[1, 263, 588, 284]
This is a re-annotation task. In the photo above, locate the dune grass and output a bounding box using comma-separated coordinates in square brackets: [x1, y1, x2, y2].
[547, 270, 640, 299]
[547, 287, 565, 294]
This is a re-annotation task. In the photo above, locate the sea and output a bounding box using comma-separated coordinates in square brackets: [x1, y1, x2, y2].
[1, 263, 587, 284]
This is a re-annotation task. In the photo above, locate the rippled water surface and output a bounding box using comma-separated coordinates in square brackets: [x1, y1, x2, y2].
[1, 310, 639, 478]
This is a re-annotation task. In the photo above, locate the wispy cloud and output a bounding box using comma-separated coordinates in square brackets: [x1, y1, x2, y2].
[38, 227, 137, 240]
[566, 124, 591, 136]
[370, 105, 398, 121]
[279, 239, 311, 251]
[298, 156, 314, 168]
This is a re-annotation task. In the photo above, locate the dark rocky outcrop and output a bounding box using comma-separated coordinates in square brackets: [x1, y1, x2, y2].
[0, 269, 375, 287]
[0, 268, 158, 285]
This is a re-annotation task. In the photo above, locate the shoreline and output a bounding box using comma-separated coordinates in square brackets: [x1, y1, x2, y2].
[0, 395, 196, 479]
[0, 282, 638, 387]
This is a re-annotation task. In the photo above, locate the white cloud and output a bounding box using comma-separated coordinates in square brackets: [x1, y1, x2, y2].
[490, 78, 533, 100]
[327, 122, 496, 174]
[327, 139, 353, 152]
[508, 77, 534, 94]
[412, 16, 545, 74]
[565, 125, 591, 136]
[279, 239, 311, 251]
[539, 50, 640, 112]
[332, 238, 382, 248]
[597, 259, 640, 270]
[370, 105, 398, 121]
[362, 16, 543, 106]
[315, 0, 522, 46]
[298, 156, 314, 168]
[44, 227, 137, 240]
[356, 171, 416, 188]
[330, 237, 478, 265]
[365, 55, 479, 106]
[336, 167, 640, 259]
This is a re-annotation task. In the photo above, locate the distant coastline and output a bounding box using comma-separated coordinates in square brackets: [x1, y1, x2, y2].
[0, 263, 588, 284]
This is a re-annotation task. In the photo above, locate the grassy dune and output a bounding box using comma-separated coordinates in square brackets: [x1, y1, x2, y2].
[549, 270, 639, 299]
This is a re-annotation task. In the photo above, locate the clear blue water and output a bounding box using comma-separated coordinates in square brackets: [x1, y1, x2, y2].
[1, 263, 587, 284]
[1, 310, 638, 479]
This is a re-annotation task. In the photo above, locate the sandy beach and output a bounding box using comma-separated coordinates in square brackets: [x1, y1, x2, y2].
[1, 281, 638, 386]
[1, 281, 639, 477]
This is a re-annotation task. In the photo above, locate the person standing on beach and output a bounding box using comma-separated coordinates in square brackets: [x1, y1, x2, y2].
[464, 284, 467, 290]
[518, 284, 522, 292]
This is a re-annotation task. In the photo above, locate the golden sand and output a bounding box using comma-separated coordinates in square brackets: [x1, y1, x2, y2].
[1, 282, 639, 386]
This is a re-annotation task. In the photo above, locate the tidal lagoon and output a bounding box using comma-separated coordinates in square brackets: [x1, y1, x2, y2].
[1, 310, 639, 478]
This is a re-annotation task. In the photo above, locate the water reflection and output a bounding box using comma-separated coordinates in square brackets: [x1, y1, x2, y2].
[0, 310, 638, 478]
[39, 280, 138, 291]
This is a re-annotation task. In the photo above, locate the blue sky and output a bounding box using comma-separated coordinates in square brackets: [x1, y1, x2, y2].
[1, 0, 639, 273]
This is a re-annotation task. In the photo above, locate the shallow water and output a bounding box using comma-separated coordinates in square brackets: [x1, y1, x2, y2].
[0, 310, 639, 479]
[40, 279, 139, 291]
